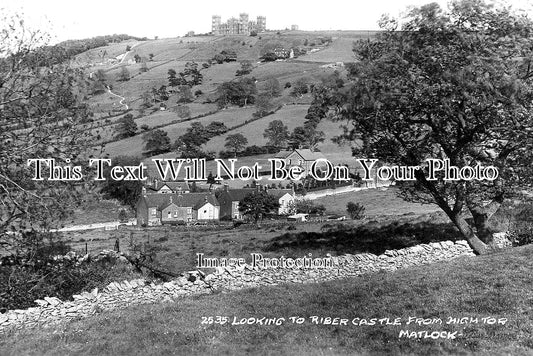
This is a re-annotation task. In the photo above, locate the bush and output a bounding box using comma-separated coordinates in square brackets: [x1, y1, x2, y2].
[347, 202, 365, 220]
[0, 237, 137, 310]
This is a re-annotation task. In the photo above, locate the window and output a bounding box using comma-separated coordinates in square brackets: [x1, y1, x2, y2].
[187, 208, 192, 214]
[173, 211, 178, 217]
[167, 211, 171, 218]
[150, 208, 157, 216]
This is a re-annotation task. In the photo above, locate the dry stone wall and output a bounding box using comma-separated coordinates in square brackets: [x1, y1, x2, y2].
[0, 240, 475, 333]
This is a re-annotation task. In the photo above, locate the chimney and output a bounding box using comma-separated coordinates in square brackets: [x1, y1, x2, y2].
[154, 179, 159, 190]
[142, 186, 146, 196]
[224, 184, 229, 192]
[169, 195, 173, 204]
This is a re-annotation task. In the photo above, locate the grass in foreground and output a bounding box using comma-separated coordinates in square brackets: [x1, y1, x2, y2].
[1, 245, 532, 355]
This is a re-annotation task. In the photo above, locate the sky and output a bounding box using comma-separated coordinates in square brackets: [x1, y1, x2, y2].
[2, 0, 532, 43]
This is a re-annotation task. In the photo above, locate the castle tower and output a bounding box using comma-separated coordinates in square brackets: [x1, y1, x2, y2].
[212, 15, 221, 35]
[240, 13, 249, 34]
[257, 16, 266, 32]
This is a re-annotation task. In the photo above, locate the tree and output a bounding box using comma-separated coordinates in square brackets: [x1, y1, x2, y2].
[262, 78, 282, 97]
[216, 78, 257, 108]
[177, 85, 194, 103]
[143, 129, 171, 156]
[238, 192, 280, 223]
[115, 114, 137, 139]
[225, 133, 248, 157]
[100, 156, 143, 208]
[175, 105, 191, 119]
[290, 125, 324, 150]
[325, 0, 533, 254]
[168, 69, 180, 87]
[118, 66, 130, 81]
[263, 120, 290, 148]
[260, 52, 278, 62]
[291, 77, 309, 96]
[207, 172, 216, 190]
[1, 13, 93, 251]
[346, 202, 365, 220]
[236, 60, 253, 76]
[205, 121, 228, 137]
[254, 93, 276, 118]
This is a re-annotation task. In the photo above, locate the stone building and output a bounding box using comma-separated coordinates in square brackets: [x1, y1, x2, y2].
[212, 13, 266, 35]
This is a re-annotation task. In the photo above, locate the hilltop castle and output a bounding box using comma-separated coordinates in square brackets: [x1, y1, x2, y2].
[212, 13, 266, 35]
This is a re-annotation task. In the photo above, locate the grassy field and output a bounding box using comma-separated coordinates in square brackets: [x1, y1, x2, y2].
[63, 187, 453, 274]
[2, 244, 531, 355]
[102, 106, 256, 157]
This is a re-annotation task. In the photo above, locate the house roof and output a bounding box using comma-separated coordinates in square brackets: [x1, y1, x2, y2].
[223, 188, 257, 202]
[265, 189, 293, 199]
[143, 193, 219, 210]
[159, 181, 190, 191]
[222, 188, 292, 202]
[273, 149, 325, 161]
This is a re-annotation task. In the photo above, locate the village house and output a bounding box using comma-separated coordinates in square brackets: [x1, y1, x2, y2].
[217, 186, 295, 220]
[274, 149, 327, 177]
[136, 192, 219, 226]
[143, 180, 190, 194]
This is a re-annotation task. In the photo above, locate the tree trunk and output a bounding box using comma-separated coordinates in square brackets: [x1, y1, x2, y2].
[448, 212, 490, 255]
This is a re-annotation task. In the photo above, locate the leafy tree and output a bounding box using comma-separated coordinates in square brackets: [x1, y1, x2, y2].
[225, 133, 248, 157]
[254, 93, 276, 118]
[0, 13, 93, 250]
[291, 77, 309, 96]
[288, 199, 326, 215]
[153, 85, 169, 102]
[207, 172, 216, 190]
[126, 45, 132, 51]
[181, 62, 203, 86]
[149, 53, 154, 61]
[263, 120, 290, 148]
[238, 192, 280, 223]
[177, 85, 194, 103]
[175, 105, 191, 119]
[168, 69, 181, 87]
[115, 114, 137, 139]
[216, 78, 257, 108]
[118, 66, 130, 81]
[140, 90, 153, 109]
[236, 60, 253, 76]
[205, 121, 229, 137]
[260, 52, 278, 62]
[325, 0, 533, 254]
[262, 78, 282, 97]
[100, 156, 143, 208]
[143, 129, 171, 156]
[346, 202, 365, 220]
[290, 125, 324, 150]
[133, 54, 141, 63]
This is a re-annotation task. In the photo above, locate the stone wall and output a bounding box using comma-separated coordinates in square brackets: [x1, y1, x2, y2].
[0, 240, 475, 333]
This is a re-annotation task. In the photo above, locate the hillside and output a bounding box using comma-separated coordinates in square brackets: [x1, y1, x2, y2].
[78, 31, 369, 174]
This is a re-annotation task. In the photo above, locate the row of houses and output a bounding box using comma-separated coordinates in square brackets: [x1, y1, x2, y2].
[136, 185, 295, 226]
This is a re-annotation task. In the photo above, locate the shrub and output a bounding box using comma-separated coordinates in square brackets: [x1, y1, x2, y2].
[0, 249, 136, 310]
[347, 202, 365, 220]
